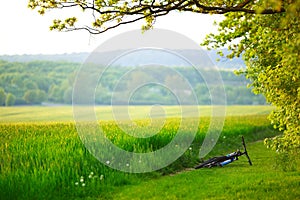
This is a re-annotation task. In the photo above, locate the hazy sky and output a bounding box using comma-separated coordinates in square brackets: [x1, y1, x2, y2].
[0, 1, 222, 55]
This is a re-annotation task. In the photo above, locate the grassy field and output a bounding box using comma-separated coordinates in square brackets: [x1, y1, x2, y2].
[0, 105, 273, 122]
[112, 141, 300, 200]
[0, 106, 299, 199]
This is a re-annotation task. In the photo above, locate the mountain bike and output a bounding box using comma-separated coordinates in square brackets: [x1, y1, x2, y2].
[194, 136, 252, 169]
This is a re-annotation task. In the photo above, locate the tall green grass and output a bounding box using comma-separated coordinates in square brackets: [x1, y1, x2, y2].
[0, 113, 279, 200]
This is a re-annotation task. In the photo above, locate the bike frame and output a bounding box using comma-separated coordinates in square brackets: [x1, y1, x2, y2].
[195, 136, 252, 169]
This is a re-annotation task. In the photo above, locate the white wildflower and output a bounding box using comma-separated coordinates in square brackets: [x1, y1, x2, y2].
[100, 174, 104, 180]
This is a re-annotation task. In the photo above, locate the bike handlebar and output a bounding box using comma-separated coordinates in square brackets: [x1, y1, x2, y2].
[242, 136, 252, 166]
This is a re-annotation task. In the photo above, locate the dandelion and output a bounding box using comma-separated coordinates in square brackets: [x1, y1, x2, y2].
[106, 160, 110, 165]
[100, 174, 104, 180]
[75, 182, 79, 186]
[90, 172, 94, 175]
[223, 136, 226, 139]
[189, 147, 192, 151]
[82, 183, 86, 187]
[88, 174, 93, 179]
[126, 163, 129, 167]
[80, 177, 84, 183]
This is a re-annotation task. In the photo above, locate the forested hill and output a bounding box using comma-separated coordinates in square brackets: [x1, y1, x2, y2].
[0, 53, 89, 64]
[0, 49, 245, 70]
[0, 59, 265, 106]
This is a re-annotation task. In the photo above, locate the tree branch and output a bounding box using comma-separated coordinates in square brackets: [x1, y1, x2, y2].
[191, 0, 285, 14]
[29, 0, 287, 34]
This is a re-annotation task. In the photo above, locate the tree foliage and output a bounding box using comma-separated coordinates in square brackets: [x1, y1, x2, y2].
[203, 1, 300, 153]
[0, 60, 264, 105]
[0, 60, 78, 105]
[5, 93, 16, 106]
[28, 0, 285, 33]
[0, 88, 6, 106]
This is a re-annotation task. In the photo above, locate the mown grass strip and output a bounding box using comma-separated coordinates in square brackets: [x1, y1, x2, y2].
[111, 141, 300, 200]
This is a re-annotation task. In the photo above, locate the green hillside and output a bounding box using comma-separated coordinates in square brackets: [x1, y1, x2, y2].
[0, 60, 266, 106]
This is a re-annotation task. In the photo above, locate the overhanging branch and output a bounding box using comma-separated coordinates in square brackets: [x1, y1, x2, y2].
[29, 0, 287, 34]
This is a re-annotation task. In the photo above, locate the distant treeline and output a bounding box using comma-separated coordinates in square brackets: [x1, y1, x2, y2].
[0, 60, 266, 106]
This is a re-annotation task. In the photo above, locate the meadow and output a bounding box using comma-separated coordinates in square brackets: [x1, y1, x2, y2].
[0, 105, 273, 122]
[0, 106, 299, 199]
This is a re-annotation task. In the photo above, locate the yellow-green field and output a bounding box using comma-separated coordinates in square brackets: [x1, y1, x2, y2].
[1, 105, 299, 200]
[0, 105, 274, 122]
